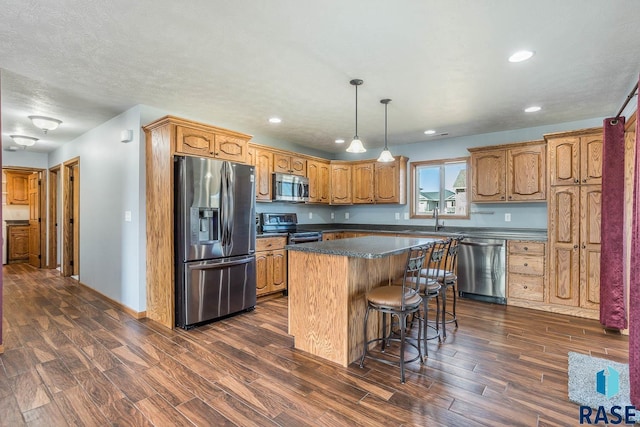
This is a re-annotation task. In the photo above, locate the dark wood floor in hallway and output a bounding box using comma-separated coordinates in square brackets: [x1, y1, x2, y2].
[0, 264, 629, 426]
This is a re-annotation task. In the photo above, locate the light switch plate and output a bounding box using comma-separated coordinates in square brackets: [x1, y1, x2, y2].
[404, 212, 410, 220]
[308, 212, 313, 219]
[331, 212, 335, 220]
[395, 212, 400, 220]
[345, 212, 350, 220]
[124, 211, 132, 222]
[505, 213, 511, 222]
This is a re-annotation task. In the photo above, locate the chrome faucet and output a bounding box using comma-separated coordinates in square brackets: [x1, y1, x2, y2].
[433, 207, 442, 231]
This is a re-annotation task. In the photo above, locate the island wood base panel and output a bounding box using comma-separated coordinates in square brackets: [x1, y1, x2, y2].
[288, 251, 405, 367]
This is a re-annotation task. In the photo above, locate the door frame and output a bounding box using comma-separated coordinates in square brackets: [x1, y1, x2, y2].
[48, 165, 61, 269]
[62, 157, 80, 277]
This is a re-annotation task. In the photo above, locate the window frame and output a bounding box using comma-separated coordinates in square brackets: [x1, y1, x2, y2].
[410, 156, 470, 220]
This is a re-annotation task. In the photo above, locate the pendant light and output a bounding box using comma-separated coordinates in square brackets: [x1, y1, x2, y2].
[346, 79, 366, 153]
[377, 99, 395, 162]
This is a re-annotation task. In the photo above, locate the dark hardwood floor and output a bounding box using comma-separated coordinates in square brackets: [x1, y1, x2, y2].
[0, 264, 629, 426]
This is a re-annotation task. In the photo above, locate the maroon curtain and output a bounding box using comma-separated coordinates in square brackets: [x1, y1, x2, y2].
[599, 117, 627, 329]
[631, 77, 640, 407]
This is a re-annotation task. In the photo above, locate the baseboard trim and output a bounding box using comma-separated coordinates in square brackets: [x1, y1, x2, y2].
[77, 281, 147, 319]
[507, 298, 599, 320]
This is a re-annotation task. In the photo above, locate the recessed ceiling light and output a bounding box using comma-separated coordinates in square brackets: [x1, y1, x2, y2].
[508, 50, 534, 63]
[424, 130, 436, 135]
[268, 117, 282, 124]
[524, 106, 541, 113]
[335, 138, 345, 144]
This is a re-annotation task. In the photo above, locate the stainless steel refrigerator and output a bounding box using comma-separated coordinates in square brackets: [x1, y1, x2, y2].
[174, 156, 256, 329]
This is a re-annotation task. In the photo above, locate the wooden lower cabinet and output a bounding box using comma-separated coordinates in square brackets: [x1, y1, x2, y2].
[256, 236, 287, 297]
[7, 225, 29, 263]
[507, 241, 545, 303]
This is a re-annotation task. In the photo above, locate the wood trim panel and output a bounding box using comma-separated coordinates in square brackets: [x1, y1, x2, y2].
[467, 139, 546, 153]
[543, 126, 604, 140]
[48, 166, 61, 269]
[144, 124, 175, 328]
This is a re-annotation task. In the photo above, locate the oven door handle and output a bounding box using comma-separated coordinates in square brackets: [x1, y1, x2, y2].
[289, 236, 322, 244]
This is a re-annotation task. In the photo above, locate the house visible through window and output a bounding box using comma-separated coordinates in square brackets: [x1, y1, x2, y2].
[410, 157, 469, 219]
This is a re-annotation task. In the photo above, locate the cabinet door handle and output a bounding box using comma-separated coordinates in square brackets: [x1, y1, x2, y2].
[508, 196, 512, 199]
[575, 179, 580, 183]
[573, 245, 579, 249]
[524, 263, 528, 267]
[501, 196, 505, 200]
[582, 244, 586, 249]
[582, 179, 587, 183]
[523, 285, 528, 289]
[523, 247, 528, 251]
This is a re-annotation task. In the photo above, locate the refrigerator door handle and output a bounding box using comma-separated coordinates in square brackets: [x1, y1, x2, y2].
[187, 255, 254, 270]
[220, 161, 235, 253]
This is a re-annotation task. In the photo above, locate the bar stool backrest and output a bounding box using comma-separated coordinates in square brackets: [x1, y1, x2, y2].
[401, 243, 433, 308]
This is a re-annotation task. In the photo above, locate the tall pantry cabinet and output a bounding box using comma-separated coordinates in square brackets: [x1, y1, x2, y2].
[546, 128, 602, 317]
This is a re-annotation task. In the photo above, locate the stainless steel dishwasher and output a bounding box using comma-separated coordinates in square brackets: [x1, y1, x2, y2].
[457, 238, 506, 304]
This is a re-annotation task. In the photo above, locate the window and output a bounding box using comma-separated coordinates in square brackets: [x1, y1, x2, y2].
[410, 157, 469, 219]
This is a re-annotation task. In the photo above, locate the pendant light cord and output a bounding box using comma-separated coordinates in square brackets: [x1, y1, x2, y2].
[384, 101, 388, 150]
[354, 83, 359, 139]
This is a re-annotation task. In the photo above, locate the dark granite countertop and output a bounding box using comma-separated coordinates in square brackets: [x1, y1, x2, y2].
[294, 224, 547, 241]
[256, 232, 289, 238]
[5, 220, 29, 225]
[285, 235, 443, 259]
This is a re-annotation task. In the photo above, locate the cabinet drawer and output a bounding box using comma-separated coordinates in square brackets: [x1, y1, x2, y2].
[256, 236, 287, 251]
[508, 254, 544, 276]
[508, 241, 545, 255]
[508, 274, 544, 301]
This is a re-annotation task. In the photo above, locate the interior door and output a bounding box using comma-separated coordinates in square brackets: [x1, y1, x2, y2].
[28, 172, 41, 267]
[72, 163, 80, 276]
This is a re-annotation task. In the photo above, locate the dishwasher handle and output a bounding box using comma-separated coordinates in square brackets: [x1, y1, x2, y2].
[461, 241, 504, 247]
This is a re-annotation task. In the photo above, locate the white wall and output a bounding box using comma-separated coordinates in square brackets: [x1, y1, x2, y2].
[48, 106, 145, 312]
[2, 150, 48, 169]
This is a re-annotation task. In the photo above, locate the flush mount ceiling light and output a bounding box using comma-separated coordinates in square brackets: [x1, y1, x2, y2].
[28, 115, 62, 133]
[424, 129, 436, 135]
[268, 117, 282, 124]
[524, 106, 542, 113]
[508, 50, 534, 63]
[335, 138, 345, 144]
[346, 79, 366, 153]
[377, 99, 394, 163]
[10, 135, 39, 146]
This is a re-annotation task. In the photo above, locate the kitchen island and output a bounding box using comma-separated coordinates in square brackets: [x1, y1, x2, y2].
[286, 236, 438, 367]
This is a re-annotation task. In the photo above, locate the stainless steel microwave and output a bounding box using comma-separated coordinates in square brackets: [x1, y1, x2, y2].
[272, 173, 309, 202]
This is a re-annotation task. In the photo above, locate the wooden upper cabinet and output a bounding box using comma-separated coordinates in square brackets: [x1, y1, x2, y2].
[580, 134, 603, 185]
[547, 130, 602, 186]
[254, 149, 273, 201]
[352, 162, 374, 204]
[330, 163, 353, 205]
[175, 125, 215, 157]
[374, 157, 407, 204]
[273, 153, 307, 176]
[470, 149, 506, 202]
[215, 134, 248, 163]
[506, 144, 546, 201]
[6, 171, 30, 205]
[307, 160, 330, 204]
[470, 141, 546, 203]
[172, 118, 250, 163]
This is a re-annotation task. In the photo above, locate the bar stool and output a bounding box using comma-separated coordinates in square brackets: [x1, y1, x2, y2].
[420, 237, 463, 339]
[359, 243, 432, 383]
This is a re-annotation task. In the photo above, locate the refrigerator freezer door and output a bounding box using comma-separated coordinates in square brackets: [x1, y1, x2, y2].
[177, 255, 257, 328]
[176, 156, 256, 262]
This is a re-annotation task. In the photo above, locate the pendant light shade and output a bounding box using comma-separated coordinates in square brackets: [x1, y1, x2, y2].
[377, 99, 395, 162]
[346, 79, 366, 153]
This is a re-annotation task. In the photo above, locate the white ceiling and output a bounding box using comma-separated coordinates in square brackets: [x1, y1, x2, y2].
[1, 0, 639, 155]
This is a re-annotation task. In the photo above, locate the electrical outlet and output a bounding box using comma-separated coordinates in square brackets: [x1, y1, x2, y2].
[331, 212, 335, 220]
[395, 212, 400, 220]
[345, 212, 350, 220]
[404, 212, 409, 220]
[505, 213, 511, 222]
[308, 212, 313, 219]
